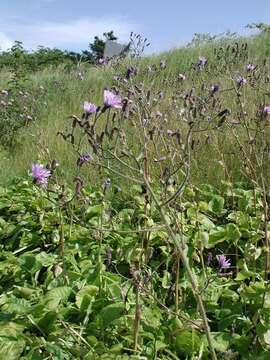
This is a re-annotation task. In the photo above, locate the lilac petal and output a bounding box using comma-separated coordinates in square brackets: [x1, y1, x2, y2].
[103, 89, 122, 109]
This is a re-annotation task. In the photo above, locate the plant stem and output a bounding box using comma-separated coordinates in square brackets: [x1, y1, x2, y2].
[143, 176, 217, 360]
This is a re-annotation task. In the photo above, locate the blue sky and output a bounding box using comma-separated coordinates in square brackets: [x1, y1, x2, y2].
[0, 0, 269, 53]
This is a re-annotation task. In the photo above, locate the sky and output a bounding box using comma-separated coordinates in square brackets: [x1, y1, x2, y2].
[0, 0, 269, 54]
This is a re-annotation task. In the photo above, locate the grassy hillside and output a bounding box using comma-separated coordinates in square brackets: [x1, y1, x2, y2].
[0, 32, 269, 186]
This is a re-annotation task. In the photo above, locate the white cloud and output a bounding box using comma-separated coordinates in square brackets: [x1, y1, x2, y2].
[0, 32, 13, 51]
[3, 17, 136, 51]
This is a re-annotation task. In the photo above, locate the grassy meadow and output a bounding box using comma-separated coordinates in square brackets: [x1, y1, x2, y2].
[0, 32, 269, 186]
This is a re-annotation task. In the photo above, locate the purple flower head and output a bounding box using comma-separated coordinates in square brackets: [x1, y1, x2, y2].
[83, 102, 97, 114]
[246, 63, 256, 72]
[31, 164, 51, 187]
[211, 84, 220, 93]
[77, 154, 92, 167]
[198, 56, 207, 68]
[217, 255, 231, 269]
[178, 73, 186, 81]
[103, 89, 122, 109]
[236, 76, 247, 87]
[263, 106, 270, 114]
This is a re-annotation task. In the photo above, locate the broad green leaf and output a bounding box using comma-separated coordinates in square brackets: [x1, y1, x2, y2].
[208, 195, 225, 214]
[37, 311, 58, 334]
[76, 285, 99, 309]
[43, 286, 72, 310]
[175, 329, 201, 356]
[0, 338, 25, 360]
[212, 332, 230, 352]
[98, 303, 125, 328]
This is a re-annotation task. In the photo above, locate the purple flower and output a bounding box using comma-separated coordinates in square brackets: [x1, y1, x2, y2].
[246, 63, 256, 72]
[77, 154, 92, 167]
[217, 255, 231, 269]
[103, 89, 122, 109]
[236, 76, 247, 87]
[263, 106, 270, 114]
[31, 164, 51, 186]
[211, 84, 220, 93]
[83, 102, 97, 114]
[198, 56, 207, 68]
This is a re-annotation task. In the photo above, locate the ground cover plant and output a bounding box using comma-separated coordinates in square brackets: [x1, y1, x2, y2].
[1, 27, 270, 359]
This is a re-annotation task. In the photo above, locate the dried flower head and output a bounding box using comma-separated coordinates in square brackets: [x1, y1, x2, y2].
[236, 76, 247, 86]
[198, 56, 207, 68]
[246, 63, 256, 72]
[160, 60, 166, 69]
[178, 73, 186, 81]
[211, 84, 220, 93]
[77, 154, 92, 167]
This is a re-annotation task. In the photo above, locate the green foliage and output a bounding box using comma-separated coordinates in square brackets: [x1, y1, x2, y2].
[0, 179, 269, 359]
[89, 31, 118, 60]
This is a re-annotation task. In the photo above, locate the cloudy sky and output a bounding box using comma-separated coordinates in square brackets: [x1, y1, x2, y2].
[0, 0, 269, 53]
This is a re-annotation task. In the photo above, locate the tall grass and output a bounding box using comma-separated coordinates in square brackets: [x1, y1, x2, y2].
[0, 32, 269, 186]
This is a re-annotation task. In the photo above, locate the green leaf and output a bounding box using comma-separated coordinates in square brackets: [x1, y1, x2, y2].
[98, 303, 125, 328]
[175, 329, 201, 356]
[0, 338, 25, 360]
[76, 285, 99, 309]
[208, 195, 225, 214]
[212, 332, 230, 352]
[225, 223, 241, 243]
[2, 296, 31, 314]
[37, 311, 58, 334]
[86, 205, 103, 219]
[43, 286, 72, 310]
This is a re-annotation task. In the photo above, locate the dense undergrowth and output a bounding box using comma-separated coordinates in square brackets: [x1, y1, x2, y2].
[0, 179, 270, 359]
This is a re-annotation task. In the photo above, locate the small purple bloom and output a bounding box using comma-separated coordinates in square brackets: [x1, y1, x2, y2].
[77, 154, 92, 167]
[263, 106, 270, 114]
[103, 89, 122, 109]
[246, 63, 256, 72]
[84, 102, 97, 114]
[217, 255, 231, 269]
[31, 164, 51, 186]
[211, 84, 220, 93]
[236, 76, 247, 87]
[198, 56, 207, 68]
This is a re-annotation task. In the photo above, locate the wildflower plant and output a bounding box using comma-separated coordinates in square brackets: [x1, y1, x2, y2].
[2, 32, 270, 360]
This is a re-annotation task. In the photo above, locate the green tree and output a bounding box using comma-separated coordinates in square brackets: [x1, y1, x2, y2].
[89, 31, 118, 60]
